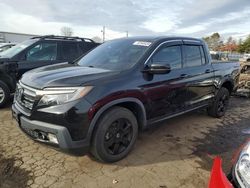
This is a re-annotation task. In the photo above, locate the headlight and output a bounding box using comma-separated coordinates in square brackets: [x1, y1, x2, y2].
[235, 142, 250, 188]
[37, 86, 93, 107]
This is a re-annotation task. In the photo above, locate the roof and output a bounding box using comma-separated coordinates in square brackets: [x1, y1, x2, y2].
[31, 35, 96, 43]
[114, 36, 203, 43]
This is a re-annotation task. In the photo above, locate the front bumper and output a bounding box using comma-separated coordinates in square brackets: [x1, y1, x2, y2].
[12, 104, 90, 154]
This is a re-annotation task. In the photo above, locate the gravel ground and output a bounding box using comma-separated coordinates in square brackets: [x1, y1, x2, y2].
[0, 97, 249, 188]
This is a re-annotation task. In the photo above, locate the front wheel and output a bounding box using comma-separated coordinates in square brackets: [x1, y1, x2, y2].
[0, 81, 10, 108]
[91, 107, 138, 162]
[207, 87, 230, 118]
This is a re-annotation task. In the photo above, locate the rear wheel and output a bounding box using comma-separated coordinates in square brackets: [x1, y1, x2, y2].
[207, 87, 230, 118]
[0, 81, 10, 108]
[91, 107, 138, 162]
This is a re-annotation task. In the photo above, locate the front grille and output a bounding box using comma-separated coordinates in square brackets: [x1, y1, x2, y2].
[15, 83, 36, 111]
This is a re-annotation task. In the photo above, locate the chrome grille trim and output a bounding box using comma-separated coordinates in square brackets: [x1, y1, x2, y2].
[15, 82, 37, 111]
[15, 102, 31, 116]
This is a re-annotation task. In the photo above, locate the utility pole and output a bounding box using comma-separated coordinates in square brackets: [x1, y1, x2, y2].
[126, 31, 128, 37]
[101, 26, 105, 42]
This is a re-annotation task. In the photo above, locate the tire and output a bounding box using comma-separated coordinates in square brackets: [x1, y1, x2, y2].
[207, 87, 230, 118]
[0, 81, 10, 108]
[91, 107, 138, 162]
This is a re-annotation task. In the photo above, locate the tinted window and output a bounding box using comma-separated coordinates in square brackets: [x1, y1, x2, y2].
[61, 42, 79, 60]
[79, 43, 85, 53]
[151, 45, 182, 69]
[26, 42, 57, 61]
[183, 45, 202, 67]
[79, 42, 94, 53]
[200, 46, 206, 64]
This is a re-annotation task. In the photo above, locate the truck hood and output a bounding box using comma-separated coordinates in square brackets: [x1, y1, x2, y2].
[21, 63, 115, 89]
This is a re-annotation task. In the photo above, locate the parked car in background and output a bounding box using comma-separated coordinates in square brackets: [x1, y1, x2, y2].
[209, 139, 250, 188]
[12, 36, 240, 162]
[0, 35, 99, 107]
[239, 54, 250, 62]
[210, 51, 244, 62]
[0, 43, 16, 52]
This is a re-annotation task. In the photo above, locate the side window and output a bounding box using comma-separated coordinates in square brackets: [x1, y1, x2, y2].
[61, 42, 79, 61]
[200, 46, 206, 64]
[26, 42, 57, 61]
[151, 45, 182, 69]
[183, 45, 202, 67]
[79, 43, 85, 53]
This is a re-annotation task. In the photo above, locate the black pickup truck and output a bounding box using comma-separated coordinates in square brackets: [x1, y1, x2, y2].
[0, 35, 99, 107]
[12, 36, 240, 162]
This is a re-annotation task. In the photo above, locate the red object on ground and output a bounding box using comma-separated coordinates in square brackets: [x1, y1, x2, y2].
[209, 157, 233, 188]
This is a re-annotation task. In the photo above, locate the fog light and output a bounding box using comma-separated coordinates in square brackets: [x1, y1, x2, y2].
[47, 133, 59, 144]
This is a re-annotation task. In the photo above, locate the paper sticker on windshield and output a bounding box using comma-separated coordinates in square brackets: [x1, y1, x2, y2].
[133, 41, 151, 47]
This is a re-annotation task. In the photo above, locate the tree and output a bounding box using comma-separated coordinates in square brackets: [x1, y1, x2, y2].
[238, 38, 243, 46]
[203, 32, 222, 51]
[61, 26, 73, 37]
[91, 36, 102, 43]
[220, 36, 238, 52]
[226, 36, 233, 44]
[238, 35, 250, 53]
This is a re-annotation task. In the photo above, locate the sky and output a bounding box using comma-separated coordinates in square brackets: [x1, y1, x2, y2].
[0, 0, 250, 41]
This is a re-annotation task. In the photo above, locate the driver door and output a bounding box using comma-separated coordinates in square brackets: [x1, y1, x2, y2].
[141, 41, 191, 120]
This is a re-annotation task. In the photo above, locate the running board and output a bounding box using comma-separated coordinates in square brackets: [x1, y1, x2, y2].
[147, 104, 208, 126]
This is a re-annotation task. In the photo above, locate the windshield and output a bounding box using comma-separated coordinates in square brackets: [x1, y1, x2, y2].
[77, 39, 152, 71]
[0, 39, 38, 58]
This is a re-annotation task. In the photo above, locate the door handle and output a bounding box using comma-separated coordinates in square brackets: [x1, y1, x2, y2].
[205, 69, 211, 73]
[180, 74, 188, 78]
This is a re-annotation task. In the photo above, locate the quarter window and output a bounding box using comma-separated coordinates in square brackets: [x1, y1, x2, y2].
[183, 45, 202, 67]
[61, 42, 79, 61]
[151, 45, 182, 69]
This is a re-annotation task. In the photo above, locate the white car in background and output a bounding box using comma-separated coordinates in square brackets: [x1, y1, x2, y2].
[240, 53, 250, 62]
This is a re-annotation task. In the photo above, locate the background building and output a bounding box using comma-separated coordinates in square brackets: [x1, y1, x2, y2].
[0, 31, 39, 43]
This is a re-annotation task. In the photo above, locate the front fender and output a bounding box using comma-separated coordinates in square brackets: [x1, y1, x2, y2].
[86, 97, 147, 144]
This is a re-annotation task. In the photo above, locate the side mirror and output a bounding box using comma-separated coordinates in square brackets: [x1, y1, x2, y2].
[143, 64, 171, 74]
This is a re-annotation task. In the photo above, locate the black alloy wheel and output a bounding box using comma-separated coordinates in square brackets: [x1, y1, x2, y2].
[91, 107, 138, 162]
[104, 118, 133, 155]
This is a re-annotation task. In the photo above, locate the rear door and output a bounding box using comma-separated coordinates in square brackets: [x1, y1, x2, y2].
[17, 40, 60, 78]
[182, 40, 215, 107]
